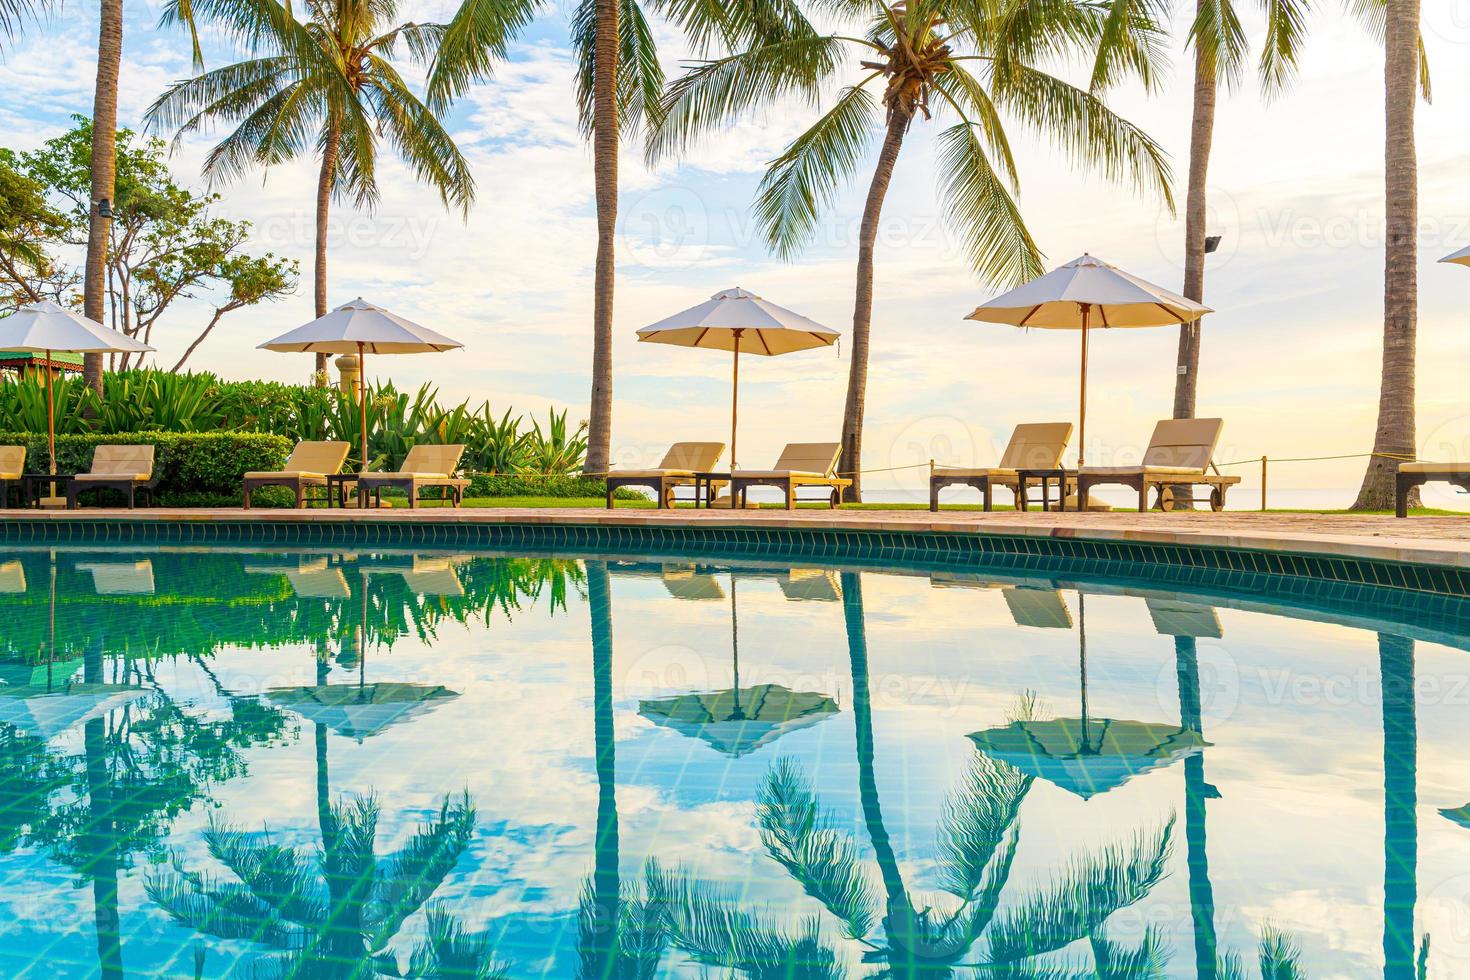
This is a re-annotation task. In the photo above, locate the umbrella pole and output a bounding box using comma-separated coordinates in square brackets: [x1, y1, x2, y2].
[357, 341, 368, 474]
[1077, 305, 1090, 469]
[730, 574, 743, 719]
[730, 329, 743, 471]
[1078, 591, 1090, 741]
[45, 350, 57, 503]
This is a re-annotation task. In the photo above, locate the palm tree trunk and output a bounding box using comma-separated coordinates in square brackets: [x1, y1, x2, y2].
[1378, 633, 1417, 978]
[1175, 636, 1218, 980]
[582, 560, 620, 975]
[313, 120, 341, 385]
[83, 639, 124, 980]
[1354, 0, 1421, 510]
[1173, 19, 1215, 421]
[82, 0, 124, 395]
[583, 0, 619, 476]
[840, 110, 910, 503]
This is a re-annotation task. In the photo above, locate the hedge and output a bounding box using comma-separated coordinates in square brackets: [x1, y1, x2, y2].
[0, 431, 293, 505]
[465, 473, 641, 499]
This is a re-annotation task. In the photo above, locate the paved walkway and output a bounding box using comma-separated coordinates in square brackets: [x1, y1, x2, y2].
[6, 506, 1469, 567]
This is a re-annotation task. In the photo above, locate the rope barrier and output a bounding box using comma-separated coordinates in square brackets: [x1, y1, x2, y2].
[1214, 450, 1417, 467]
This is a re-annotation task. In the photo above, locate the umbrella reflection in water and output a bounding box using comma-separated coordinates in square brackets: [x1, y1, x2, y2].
[969, 589, 1207, 799]
[638, 566, 840, 757]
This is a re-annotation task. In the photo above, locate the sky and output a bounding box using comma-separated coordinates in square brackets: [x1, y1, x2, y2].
[4, 1, 1470, 506]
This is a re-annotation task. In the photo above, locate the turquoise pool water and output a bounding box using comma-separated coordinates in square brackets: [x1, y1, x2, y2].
[0, 544, 1465, 977]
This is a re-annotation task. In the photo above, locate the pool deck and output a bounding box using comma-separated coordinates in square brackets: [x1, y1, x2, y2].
[4, 507, 1469, 569]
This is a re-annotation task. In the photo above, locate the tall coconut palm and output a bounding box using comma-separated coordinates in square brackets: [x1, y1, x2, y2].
[426, 0, 815, 475]
[82, 0, 124, 394]
[148, 0, 476, 382]
[648, 1, 1173, 500]
[1158, 0, 1309, 424]
[1353, 0, 1428, 510]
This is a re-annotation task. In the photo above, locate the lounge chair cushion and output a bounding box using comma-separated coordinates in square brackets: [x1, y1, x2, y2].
[1081, 465, 1209, 478]
[655, 442, 725, 471]
[933, 467, 1021, 480]
[243, 471, 332, 481]
[732, 469, 829, 480]
[1399, 462, 1470, 475]
[83, 444, 154, 480]
[73, 472, 152, 483]
[610, 469, 698, 479]
[257, 441, 351, 479]
[395, 444, 466, 477]
[997, 423, 1073, 470]
[0, 445, 23, 480]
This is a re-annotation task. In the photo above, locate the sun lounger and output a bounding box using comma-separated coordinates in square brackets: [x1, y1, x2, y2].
[243, 441, 351, 509]
[1145, 598, 1223, 639]
[77, 560, 156, 595]
[67, 445, 158, 509]
[1394, 462, 1470, 518]
[355, 444, 470, 508]
[0, 561, 25, 594]
[244, 558, 352, 598]
[1077, 419, 1241, 512]
[602, 442, 726, 508]
[930, 422, 1074, 512]
[729, 443, 851, 510]
[0, 446, 24, 508]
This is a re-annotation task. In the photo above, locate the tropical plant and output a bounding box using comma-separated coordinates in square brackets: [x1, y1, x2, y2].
[648, 0, 1173, 499]
[0, 149, 66, 309]
[149, 0, 476, 381]
[0, 0, 44, 42]
[147, 793, 476, 976]
[522, 408, 589, 476]
[1354, 0, 1430, 510]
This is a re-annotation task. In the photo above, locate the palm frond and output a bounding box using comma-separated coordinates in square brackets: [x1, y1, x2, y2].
[199, 80, 322, 186]
[991, 64, 1175, 214]
[1256, 0, 1310, 96]
[1258, 924, 1306, 980]
[757, 758, 880, 940]
[424, 0, 541, 110]
[363, 55, 477, 213]
[406, 904, 511, 979]
[367, 793, 477, 947]
[145, 865, 308, 949]
[1089, 924, 1171, 978]
[203, 820, 327, 927]
[982, 816, 1175, 964]
[754, 80, 880, 259]
[934, 120, 1043, 287]
[1088, 0, 1171, 93]
[144, 57, 294, 142]
[935, 754, 1031, 899]
[645, 35, 844, 163]
[1188, 0, 1248, 87]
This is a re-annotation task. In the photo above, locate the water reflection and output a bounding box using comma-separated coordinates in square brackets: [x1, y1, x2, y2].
[0, 547, 1452, 975]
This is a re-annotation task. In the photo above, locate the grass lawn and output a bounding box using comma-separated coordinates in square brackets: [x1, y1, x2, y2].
[421, 497, 1465, 516]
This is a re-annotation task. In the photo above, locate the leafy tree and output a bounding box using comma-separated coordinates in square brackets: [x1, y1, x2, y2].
[149, 0, 476, 382]
[648, 0, 1173, 500]
[0, 149, 68, 310]
[4, 119, 298, 367]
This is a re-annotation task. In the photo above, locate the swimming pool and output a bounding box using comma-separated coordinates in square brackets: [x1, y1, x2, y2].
[0, 543, 1464, 977]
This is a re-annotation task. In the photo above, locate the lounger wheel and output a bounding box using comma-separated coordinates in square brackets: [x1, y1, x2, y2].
[1157, 486, 1176, 512]
[1210, 487, 1226, 512]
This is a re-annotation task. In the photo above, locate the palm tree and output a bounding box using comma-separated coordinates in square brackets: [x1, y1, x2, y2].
[1164, 0, 1308, 423]
[648, 2, 1173, 500]
[1354, 0, 1427, 510]
[83, 0, 124, 394]
[427, 0, 813, 475]
[148, 0, 476, 382]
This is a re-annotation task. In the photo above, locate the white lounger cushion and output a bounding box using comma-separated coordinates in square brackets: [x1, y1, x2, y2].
[1399, 462, 1470, 474]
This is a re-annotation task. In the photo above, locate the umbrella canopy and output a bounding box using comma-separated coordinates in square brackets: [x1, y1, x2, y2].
[637, 287, 839, 468]
[639, 683, 839, 757]
[0, 683, 145, 741]
[968, 717, 1208, 799]
[0, 301, 155, 480]
[258, 299, 464, 473]
[0, 657, 84, 688]
[964, 255, 1212, 466]
[1440, 245, 1470, 267]
[266, 681, 459, 741]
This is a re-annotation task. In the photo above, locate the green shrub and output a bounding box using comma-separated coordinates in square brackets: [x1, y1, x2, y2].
[466, 473, 640, 499]
[0, 431, 293, 499]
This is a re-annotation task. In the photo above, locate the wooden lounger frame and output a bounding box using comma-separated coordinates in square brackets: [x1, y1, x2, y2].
[1077, 471, 1240, 512]
[928, 472, 1074, 512]
[68, 476, 159, 509]
[1395, 470, 1470, 518]
[728, 474, 852, 510]
[243, 475, 335, 509]
[355, 474, 470, 508]
[604, 474, 719, 509]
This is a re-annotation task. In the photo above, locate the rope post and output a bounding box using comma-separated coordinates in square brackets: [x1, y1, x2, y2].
[1260, 456, 1268, 512]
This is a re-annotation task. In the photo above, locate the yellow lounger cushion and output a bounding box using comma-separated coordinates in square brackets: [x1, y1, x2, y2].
[73, 472, 152, 483]
[1080, 465, 1209, 478]
[1399, 462, 1470, 474]
[732, 469, 829, 479]
[933, 467, 1021, 479]
[610, 469, 699, 478]
[244, 471, 331, 481]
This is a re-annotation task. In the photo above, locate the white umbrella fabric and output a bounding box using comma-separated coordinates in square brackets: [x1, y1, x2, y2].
[963, 255, 1211, 466]
[637, 287, 839, 468]
[0, 684, 145, 741]
[259, 299, 464, 471]
[0, 301, 154, 493]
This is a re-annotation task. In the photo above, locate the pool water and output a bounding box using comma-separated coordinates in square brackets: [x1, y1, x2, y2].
[0, 545, 1466, 978]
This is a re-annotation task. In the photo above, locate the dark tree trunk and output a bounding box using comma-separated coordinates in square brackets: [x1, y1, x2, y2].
[1379, 633, 1417, 979]
[1173, 9, 1216, 421]
[313, 120, 341, 385]
[583, 0, 620, 476]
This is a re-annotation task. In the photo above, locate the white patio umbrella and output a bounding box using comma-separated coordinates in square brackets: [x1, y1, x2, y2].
[637, 287, 839, 468]
[0, 301, 154, 495]
[1440, 245, 1470, 267]
[259, 298, 463, 471]
[963, 255, 1211, 466]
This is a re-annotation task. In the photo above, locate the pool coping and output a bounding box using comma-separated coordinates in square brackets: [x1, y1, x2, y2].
[0, 506, 1465, 566]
